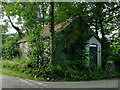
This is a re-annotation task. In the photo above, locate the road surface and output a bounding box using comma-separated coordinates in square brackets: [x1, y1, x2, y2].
[0, 73, 119, 88]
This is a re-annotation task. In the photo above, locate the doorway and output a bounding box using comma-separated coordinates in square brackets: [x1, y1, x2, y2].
[89, 47, 97, 66]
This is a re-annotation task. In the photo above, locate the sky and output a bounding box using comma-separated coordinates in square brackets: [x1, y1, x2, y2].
[2, 15, 118, 39]
[1, 3, 119, 38]
[1, 15, 21, 34]
[6, 24, 17, 34]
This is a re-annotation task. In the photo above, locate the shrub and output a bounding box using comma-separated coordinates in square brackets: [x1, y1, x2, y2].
[2, 35, 20, 60]
[46, 65, 64, 80]
[2, 56, 120, 81]
[2, 57, 26, 71]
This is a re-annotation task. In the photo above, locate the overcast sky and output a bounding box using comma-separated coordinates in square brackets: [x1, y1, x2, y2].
[1, 15, 118, 39]
[1, 15, 22, 34]
[1, 3, 119, 39]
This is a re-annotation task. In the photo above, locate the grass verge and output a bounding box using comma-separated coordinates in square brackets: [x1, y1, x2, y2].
[1, 66, 35, 80]
[1, 59, 120, 81]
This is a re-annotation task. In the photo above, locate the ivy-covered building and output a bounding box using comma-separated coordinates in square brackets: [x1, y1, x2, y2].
[18, 16, 101, 67]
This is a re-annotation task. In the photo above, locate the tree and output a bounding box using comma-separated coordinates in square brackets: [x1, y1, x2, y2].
[1, 2, 23, 38]
[86, 2, 120, 68]
[49, 2, 55, 64]
[54, 2, 119, 68]
[1, 2, 50, 37]
[2, 34, 20, 60]
[1, 2, 119, 68]
[8, 16, 22, 38]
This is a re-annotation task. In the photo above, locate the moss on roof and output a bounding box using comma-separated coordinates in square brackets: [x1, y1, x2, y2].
[18, 18, 73, 43]
[18, 16, 95, 43]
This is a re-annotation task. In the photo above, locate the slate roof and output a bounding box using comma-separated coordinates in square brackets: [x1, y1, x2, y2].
[18, 17, 100, 43]
[42, 18, 73, 36]
[18, 18, 73, 43]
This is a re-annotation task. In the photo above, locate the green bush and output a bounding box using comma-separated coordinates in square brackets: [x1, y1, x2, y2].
[2, 57, 26, 71]
[46, 65, 64, 80]
[2, 35, 20, 60]
[2, 57, 120, 81]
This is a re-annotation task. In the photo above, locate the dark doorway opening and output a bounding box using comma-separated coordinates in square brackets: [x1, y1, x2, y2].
[90, 47, 97, 66]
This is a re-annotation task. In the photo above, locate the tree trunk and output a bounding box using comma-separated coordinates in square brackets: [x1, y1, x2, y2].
[99, 20, 106, 69]
[8, 16, 22, 38]
[50, 2, 55, 65]
[100, 20, 105, 49]
[42, 2, 45, 26]
[95, 18, 98, 37]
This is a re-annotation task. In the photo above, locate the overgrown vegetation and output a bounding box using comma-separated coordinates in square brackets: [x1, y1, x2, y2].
[2, 34, 20, 60]
[2, 32, 119, 81]
[1, 2, 120, 81]
[2, 59, 120, 81]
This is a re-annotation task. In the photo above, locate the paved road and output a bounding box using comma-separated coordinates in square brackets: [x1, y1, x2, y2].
[0, 73, 119, 88]
[1, 73, 46, 88]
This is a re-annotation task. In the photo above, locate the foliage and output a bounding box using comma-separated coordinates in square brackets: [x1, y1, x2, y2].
[1, 2, 50, 35]
[45, 65, 120, 81]
[54, 17, 90, 66]
[2, 34, 20, 60]
[67, 48, 89, 71]
[100, 34, 120, 68]
[26, 22, 50, 78]
[2, 60, 33, 79]
[1, 2, 120, 81]
[2, 58, 120, 81]
[109, 34, 120, 67]
[2, 67, 33, 79]
[2, 2, 51, 78]
[2, 57, 26, 71]
[46, 65, 64, 80]
[85, 2, 120, 68]
[13, 2, 51, 78]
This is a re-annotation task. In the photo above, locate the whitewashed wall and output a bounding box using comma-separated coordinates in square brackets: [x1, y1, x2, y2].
[19, 41, 29, 58]
[86, 36, 101, 67]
